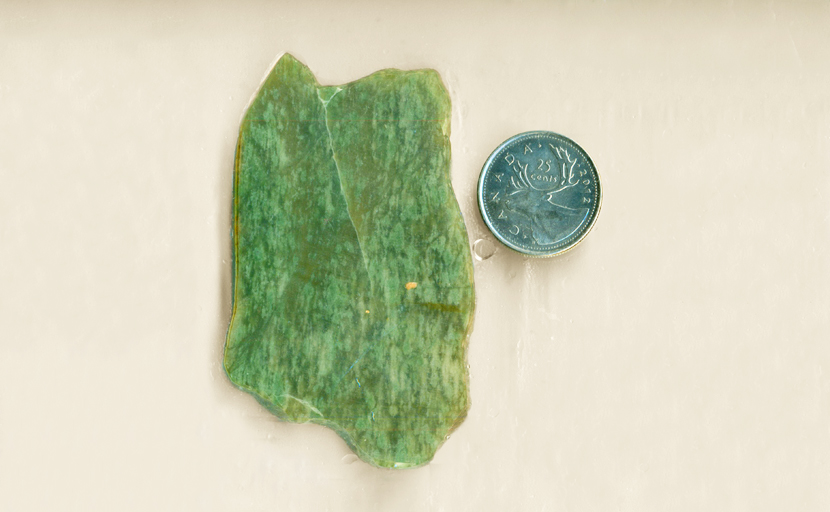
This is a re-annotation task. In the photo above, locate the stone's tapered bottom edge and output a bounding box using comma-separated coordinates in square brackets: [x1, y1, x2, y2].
[223, 367, 470, 469]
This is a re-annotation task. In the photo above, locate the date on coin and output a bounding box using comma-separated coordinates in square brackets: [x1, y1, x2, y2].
[477, 131, 601, 257]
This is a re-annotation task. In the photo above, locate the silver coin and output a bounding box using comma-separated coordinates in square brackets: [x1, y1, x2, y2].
[477, 131, 601, 257]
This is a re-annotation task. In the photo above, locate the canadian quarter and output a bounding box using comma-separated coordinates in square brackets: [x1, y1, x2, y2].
[477, 131, 601, 257]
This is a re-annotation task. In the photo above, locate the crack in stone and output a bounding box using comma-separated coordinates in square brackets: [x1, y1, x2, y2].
[316, 87, 370, 276]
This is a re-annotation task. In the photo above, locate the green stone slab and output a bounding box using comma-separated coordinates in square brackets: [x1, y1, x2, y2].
[224, 54, 475, 468]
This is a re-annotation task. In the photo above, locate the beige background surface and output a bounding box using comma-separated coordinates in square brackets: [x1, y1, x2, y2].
[2, 1, 829, 510]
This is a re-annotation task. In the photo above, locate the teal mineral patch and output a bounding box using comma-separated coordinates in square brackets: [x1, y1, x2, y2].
[224, 54, 475, 468]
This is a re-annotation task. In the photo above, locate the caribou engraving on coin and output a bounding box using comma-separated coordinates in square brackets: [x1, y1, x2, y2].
[478, 131, 601, 257]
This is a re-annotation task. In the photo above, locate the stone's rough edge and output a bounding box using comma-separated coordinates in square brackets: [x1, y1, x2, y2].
[237, 51, 286, 125]
[223, 53, 475, 469]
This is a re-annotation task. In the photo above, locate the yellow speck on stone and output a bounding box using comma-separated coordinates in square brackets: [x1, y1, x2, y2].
[405, 282, 418, 290]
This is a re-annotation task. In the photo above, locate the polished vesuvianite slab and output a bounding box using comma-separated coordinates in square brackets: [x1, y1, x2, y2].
[224, 54, 475, 468]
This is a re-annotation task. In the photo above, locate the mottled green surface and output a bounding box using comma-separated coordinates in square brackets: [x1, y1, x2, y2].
[224, 54, 475, 468]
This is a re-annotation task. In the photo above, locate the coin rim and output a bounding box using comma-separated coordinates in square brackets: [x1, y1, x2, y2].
[477, 130, 602, 258]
